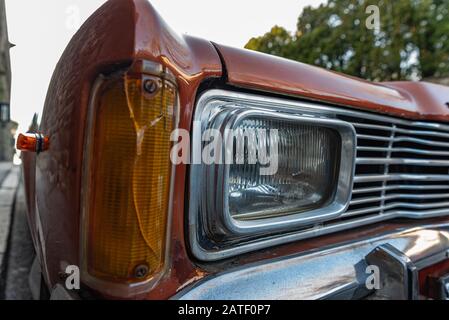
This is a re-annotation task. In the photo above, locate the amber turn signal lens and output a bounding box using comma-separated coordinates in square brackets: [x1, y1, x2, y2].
[83, 67, 177, 286]
[16, 133, 49, 153]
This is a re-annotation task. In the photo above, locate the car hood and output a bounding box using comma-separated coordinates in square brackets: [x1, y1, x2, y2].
[214, 43, 449, 122]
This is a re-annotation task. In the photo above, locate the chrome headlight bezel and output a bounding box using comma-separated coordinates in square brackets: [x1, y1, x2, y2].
[189, 90, 357, 261]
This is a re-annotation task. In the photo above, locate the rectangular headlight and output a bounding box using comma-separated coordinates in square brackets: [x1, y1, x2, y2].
[190, 90, 356, 260]
[228, 118, 341, 221]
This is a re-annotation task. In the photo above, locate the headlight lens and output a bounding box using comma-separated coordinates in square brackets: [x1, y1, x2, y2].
[190, 91, 357, 261]
[228, 118, 341, 221]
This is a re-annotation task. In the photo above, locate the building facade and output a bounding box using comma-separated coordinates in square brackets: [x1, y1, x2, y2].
[0, 0, 15, 162]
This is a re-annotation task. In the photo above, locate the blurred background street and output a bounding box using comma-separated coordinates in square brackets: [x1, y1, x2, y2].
[2, 178, 34, 300]
[0, 0, 31, 300]
[0, 163, 33, 300]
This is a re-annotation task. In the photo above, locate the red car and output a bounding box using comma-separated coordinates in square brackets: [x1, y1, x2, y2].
[17, 0, 449, 300]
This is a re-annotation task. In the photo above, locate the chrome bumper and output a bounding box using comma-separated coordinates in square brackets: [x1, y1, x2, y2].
[177, 222, 449, 300]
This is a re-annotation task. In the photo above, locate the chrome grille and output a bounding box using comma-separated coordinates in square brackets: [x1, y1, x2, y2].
[189, 90, 449, 261]
[337, 113, 449, 222]
[298, 110, 449, 241]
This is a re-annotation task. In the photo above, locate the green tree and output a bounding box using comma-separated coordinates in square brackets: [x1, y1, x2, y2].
[245, 0, 449, 81]
[245, 25, 295, 58]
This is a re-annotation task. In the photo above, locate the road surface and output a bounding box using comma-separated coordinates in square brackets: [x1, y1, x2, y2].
[0, 163, 34, 300]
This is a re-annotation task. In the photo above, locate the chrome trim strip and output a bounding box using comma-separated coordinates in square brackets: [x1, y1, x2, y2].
[178, 223, 449, 300]
[352, 184, 449, 194]
[354, 174, 449, 183]
[356, 158, 449, 166]
[352, 122, 449, 139]
[357, 134, 449, 148]
[343, 205, 449, 218]
[350, 193, 449, 206]
[357, 146, 449, 156]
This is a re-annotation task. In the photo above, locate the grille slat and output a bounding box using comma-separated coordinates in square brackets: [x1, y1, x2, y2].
[339, 110, 449, 225]
[352, 122, 449, 139]
[357, 146, 449, 156]
[354, 174, 449, 183]
[350, 193, 449, 206]
[356, 158, 449, 166]
[352, 184, 449, 194]
[358, 134, 449, 148]
[343, 201, 449, 218]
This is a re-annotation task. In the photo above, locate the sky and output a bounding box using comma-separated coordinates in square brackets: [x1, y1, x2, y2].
[5, 0, 324, 134]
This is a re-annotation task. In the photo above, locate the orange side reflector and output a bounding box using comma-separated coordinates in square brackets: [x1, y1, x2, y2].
[16, 133, 49, 153]
[83, 67, 177, 285]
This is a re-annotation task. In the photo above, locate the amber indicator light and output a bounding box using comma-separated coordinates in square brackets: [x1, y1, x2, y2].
[16, 133, 49, 153]
[83, 64, 177, 286]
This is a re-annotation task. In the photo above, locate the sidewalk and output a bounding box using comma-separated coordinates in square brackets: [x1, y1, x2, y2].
[0, 162, 33, 300]
[0, 162, 12, 186]
[3, 181, 34, 299]
[0, 163, 20, 292]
